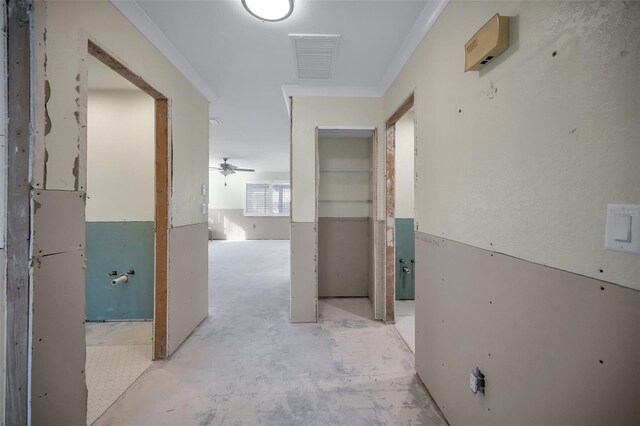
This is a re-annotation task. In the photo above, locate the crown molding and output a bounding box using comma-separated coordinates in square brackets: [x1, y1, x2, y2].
[282, 0, 449, 113]
[111, 0, 448, 111]
[111, 0, 218, 103]
[377, 0, 449, 96]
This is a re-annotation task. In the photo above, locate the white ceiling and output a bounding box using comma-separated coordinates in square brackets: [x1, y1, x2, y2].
[121, 0, 438, 172]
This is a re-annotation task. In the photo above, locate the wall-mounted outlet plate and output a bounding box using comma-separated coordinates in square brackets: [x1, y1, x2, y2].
[605, 204, 640, 254]
[470, 368, 485, 394]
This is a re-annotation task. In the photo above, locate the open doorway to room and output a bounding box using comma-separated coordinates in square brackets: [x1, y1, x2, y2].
[385, 94, 415, 352]
[206, 159, 292, 367]
[316, 127, 377, 317]
[392, 109, 416, 352]
[84, 42, 169, 424]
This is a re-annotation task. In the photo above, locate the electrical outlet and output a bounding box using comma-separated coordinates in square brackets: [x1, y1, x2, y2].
[201, 184, 207, 196]
[470, 368, 485, 394]
[201, 203, 208, 215]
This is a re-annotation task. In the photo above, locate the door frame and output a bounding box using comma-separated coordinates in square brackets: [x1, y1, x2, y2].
[384, 93, 414, 323]
[87, 40, 170, 359]
[5, 1, 33, 423]
[315, 126, 379, 316]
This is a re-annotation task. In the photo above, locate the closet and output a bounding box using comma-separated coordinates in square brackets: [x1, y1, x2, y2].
[317, 129, 375, 299]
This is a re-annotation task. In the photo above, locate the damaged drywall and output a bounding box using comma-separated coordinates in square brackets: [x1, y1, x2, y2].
[29, 1, 210, 423]
[381, 1, 640, 424]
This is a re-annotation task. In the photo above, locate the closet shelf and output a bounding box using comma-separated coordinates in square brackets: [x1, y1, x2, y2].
[318, 200, 372, 203]
[319, 168, 371, 173]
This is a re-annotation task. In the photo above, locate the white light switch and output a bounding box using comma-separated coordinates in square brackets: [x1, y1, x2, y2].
[605, 204, 639, 254]
[613, 215, 632, 242]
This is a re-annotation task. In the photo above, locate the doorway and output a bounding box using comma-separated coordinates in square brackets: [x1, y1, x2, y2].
[384, 94, 415, 351]
[392, 108, 416, 352]
[84, 41, 169, 424]
[316, 128, 377, 312]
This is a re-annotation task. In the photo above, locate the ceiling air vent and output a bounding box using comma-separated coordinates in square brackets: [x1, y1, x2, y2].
[290, 34, 340, 80]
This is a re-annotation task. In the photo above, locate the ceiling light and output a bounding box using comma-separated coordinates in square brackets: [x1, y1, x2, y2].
[242, 0, 294, 22]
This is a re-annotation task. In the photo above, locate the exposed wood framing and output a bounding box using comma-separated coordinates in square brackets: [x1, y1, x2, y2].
[384, 125, 396, 324]
[384, 93, 414, 323]
[87, 40, 170, 359]
[154, 98, 169, 359]
[5, 1, 33, 423]
[88, 40, 165, 100]
[314, 127, 319, 223]
[387, 93, 415, 127]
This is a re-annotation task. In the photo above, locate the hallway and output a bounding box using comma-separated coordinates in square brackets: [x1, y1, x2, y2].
[94, 241, 444, 425]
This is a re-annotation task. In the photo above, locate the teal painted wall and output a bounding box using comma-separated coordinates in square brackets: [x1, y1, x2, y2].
[395, 218, 415, 300]
[86, 222, 154, 321]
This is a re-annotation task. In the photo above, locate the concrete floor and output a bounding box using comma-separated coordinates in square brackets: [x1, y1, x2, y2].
[95, 240, 444, 425]
[395, 300, 416, 354]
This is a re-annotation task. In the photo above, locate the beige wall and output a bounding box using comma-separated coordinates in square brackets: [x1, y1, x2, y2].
[209, 171, 289, 210]
[384, 0, 639, 290]
[383, 1, 640, 424]
[208, 171, 290, 240]
[291, 97, 384, 222]
[40, 1, 209, 227]
[86, 89, 155, 222]
[394, 110, 414, 219]
[208, 209, 290, 240]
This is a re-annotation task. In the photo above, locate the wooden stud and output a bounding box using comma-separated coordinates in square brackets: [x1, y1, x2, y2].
[154, 98, 169, 359]
[6, 1, 33, 423]
[88, 40, 165, 100]
[385, 125, 396, 324]
[387, 93, 415, 127]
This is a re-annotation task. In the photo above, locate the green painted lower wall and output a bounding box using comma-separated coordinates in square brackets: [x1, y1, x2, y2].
[86, 221, 154, 321]
[395, 218, 415, 300]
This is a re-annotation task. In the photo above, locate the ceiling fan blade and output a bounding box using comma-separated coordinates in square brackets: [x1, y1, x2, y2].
[234, 168, 255, 172]
[209, 167, 223, 170]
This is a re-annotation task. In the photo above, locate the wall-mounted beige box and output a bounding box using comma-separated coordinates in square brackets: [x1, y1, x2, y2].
[465, 14, 509, 71]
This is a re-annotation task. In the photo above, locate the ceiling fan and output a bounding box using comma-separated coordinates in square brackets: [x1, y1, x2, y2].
[209, 158, 255, 185]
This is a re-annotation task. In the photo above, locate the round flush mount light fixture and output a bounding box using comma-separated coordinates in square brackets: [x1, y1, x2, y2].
[242, 0, 294, 22]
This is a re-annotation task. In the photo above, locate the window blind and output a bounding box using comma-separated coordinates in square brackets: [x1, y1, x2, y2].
[244, 181, 290, 216]
[245, 183, 271, 215]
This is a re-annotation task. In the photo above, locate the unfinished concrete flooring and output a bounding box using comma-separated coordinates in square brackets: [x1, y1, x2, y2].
[94, 240, 444, 425]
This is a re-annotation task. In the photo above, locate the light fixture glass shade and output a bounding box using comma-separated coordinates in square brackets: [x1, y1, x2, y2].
[242, 0, 294, 22]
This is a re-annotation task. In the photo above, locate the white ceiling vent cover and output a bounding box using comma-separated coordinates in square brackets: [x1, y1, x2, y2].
[290, 34, 340, 80]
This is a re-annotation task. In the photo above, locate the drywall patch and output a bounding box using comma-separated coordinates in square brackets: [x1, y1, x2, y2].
[167, 222, 208, 354]
[318, 217, 370, 297]
[414, 232, 640, 425]
[31, 250, 87, 425]
[32, 190, 85, 256]
[290, 222, 318, 323]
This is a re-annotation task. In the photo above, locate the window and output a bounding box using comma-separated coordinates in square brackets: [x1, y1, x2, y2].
[244, 181, 290, 216]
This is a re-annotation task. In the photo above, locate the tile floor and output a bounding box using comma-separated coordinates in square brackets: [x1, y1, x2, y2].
[394, 300, 416, 354]
[94, 240, 444, 425]
[86, 321, 153, 425]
